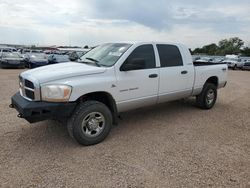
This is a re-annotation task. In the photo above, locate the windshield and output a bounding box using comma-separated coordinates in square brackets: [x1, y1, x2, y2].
[2, 52, 21, 58]
[79, 43, 132, 67]
[226, 58, 238, 61]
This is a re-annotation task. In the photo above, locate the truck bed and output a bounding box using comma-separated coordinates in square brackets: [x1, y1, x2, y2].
[192, 62, 228, 96]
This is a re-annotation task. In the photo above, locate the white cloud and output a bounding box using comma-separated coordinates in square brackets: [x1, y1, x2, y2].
[0, 0, 249, 48]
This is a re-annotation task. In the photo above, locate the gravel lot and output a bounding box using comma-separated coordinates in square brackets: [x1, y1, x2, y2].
[0, 69, 249, 188]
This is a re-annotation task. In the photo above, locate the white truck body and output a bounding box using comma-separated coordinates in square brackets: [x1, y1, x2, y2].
[20, 42, 227, 112]
[11, 42, 228, 145]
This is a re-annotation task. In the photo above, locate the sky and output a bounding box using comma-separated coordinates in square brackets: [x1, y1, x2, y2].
[0, 0, 250, 49]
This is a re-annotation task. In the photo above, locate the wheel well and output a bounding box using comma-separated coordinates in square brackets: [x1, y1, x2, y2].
[77, 92, 118, 124]
[205, 76, 218, 87]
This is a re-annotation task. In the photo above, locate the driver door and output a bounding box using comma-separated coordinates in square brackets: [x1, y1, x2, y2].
[115, 44, 159, 112]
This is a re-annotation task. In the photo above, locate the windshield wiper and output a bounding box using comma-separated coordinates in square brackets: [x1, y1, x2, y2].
[84, 57, 101, 67]
[86, 57, 99, 63]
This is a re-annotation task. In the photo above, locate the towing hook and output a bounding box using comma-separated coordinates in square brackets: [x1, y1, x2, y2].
[17, 114, 23, 118]
[9, 104, 14, 108]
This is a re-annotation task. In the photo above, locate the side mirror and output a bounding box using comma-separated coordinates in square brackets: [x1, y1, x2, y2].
[120, 58, 146, 71]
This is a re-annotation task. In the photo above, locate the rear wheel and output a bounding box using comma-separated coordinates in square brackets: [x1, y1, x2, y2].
[67, 100, 113, 146]
[196, 83, 217, 109]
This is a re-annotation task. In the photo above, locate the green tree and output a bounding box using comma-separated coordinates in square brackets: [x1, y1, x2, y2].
[218, 37, 244, 55]
[192, 47, 204, 55]
[202, 43, 218, 55]
[241, 47, 250, 56]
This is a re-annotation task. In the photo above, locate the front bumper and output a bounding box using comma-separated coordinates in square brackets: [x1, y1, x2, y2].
[227, 64, 235, 68]
[242, 66, 250, 70]
[1, 61, 25, 68]
[29, 62, 49, 68]
[10, 92, 77, 123]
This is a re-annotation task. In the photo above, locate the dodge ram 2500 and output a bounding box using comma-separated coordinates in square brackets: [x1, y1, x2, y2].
[10, 42, 228, 145]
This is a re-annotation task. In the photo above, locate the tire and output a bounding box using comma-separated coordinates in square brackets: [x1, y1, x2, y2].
[67, 100, 113, 146]
[196, 83, 217, 109]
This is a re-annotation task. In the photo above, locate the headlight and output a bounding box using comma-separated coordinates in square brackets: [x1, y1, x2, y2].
[41, 85, 72, 102]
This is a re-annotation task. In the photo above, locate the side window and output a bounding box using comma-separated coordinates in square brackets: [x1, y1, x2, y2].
[157, 44, 183, 67]
[121, 44, 156, 71]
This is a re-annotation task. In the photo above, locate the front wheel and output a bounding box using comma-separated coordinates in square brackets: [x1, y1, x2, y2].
[67, 100, 113, 146]
[196, 83, 217, 109]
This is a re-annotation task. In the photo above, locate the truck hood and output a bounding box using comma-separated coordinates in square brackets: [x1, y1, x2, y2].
[21, 62, 107, 84]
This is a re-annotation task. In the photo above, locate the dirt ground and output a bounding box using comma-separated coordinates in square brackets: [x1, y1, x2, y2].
[0, 69, 249, 188]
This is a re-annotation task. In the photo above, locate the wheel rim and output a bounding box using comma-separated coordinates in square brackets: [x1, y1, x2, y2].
[206, 89, 215, 105]
[81, 112, 105, 137]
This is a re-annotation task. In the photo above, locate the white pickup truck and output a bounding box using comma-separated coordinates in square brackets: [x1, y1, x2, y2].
[10, 42, 228, 145]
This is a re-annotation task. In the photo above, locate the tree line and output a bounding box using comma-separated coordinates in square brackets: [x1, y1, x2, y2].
[191, 37, 250, 56]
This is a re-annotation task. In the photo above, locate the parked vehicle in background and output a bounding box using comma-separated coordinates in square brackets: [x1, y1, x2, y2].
[0, 52, 25, 68]
[242, 60, 250, 70]
[194, 57, 214, 63]
[23, 53, 48, 68]
[223, 58, 243, 70]
[58, 48, 90, 60]
[48, 54, 70, 64]
[223, 55, 243, 70]
[69, 51, 87, 61]
[22, 49, 43, 54]
[10, 42, 228, 146]
[44, 50, 60, 54]
[212, 57, 224, 63]
[0, 47, 17, 53]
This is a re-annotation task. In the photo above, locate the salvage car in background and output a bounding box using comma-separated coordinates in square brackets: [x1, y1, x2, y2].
[69, 51, 87, 61]
[0, 52, 25, 68]
[48, 54, 70, 64]
[58, 48, 90, 61]
[194, 57, 214, 63]
[223, 55, 243, 70]
[0, 46, 17, 53]
[24, 53, 49, 68]
[242, 60, 250, 70]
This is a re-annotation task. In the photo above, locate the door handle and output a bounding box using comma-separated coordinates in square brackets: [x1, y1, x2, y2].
[181, 70, 188, 74]
[149, 74, 158, 78]
[222, 68, 227, 71]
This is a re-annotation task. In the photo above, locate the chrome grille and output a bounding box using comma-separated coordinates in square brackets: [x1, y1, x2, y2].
[19, 76, 37, 100]
[24, 79, 34, 89]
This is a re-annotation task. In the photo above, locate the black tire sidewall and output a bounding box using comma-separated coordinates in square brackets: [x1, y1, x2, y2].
[202, 83, 217, 109]
[72, 101, 112, 146]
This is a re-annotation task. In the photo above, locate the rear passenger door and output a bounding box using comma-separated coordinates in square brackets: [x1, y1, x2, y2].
[156, 44, 193, 103]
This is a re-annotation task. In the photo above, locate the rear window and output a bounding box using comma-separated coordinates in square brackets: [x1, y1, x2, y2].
[157, 44, 183, 67]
